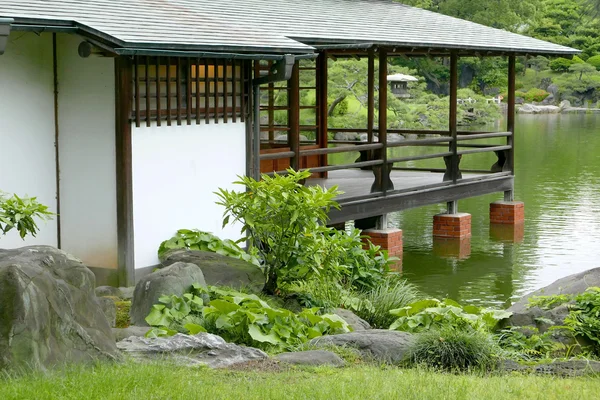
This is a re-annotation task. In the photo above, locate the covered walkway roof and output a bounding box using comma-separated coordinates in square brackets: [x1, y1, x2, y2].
[0, 0, 579, 56]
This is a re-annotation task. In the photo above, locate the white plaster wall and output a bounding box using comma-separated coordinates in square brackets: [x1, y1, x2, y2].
[0, 33, 57, 248]
[132, 121, 246, 269]
[57, 34, 118, 268]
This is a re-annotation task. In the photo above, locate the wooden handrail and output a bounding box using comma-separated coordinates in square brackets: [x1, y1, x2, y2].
[299, 143, 383, 156]
[388, 151, 453, 163]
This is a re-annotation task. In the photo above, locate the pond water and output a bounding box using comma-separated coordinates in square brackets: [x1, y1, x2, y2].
[393, 114, 600, 308]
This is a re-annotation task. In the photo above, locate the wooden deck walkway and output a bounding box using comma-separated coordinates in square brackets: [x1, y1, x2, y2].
[305, 169, 513, 224]
[306, 169, 487, 200]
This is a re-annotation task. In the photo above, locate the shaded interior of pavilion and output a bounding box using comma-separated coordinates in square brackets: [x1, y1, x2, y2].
[253, 45, 516, 207]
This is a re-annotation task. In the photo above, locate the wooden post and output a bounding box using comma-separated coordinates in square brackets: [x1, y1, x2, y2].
[449, 52, 459, 184]
[367, 48, 375, 147]
[317, 52, 329, 177]
[115, 56, 135, 287]
[268, 61, 275, 142]
[288, 61, 301, 170]
[378, 48, 388, 193]
[506, 55, 516, 201]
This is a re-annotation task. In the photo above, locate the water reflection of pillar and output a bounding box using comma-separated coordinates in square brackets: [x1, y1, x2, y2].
[490, 223, 525, 244]
[432, 237, 472, 260]
[494, 242, 516, 309]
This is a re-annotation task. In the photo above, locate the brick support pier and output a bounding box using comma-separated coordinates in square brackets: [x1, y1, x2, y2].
[490, 201, 524, 224]
[362, 228, 403, 258]
[433, 213, 472, 239]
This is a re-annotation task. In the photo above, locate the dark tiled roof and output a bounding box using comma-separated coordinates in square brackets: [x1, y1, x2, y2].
[0, 0, 579, 55]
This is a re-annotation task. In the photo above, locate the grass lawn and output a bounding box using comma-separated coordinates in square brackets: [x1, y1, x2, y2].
[1, 362, 599, 400]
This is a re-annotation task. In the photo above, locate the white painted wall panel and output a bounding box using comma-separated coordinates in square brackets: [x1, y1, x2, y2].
[0, 33, 57, 248]
[132, 121, 246, 269]
[57, 34, 118, 268]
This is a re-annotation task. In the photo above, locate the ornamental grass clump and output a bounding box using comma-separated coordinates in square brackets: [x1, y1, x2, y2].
[407, 327, 501, 372]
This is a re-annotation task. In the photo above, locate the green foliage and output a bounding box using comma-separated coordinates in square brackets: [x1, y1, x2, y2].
[550, 57, 576, 72]
[158, 229, 259, 266]
[564, 287, 600, 351]
[389, 299, 512, 333]
[0, 192, 53, 239]
[115, 300, 131, 329]
[145, 285, 351, 352]
[587, 55, 600, 70]
[407, 327, 501, 371]
[528, 294, 572, 310]
[353, 277, 421, 329]
[569, 62, 598, 80]
[496, 326, 562, 360]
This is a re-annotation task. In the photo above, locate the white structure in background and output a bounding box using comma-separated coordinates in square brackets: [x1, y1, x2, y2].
[387, 73, 418, 98]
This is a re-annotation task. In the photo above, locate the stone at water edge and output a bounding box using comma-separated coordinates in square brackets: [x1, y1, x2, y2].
[334, 308, 371, 331]
[308, 330, 413, 364]
[117, 333, 268, 368]
[0, 246, 120, 371]
[275, 350, 345, 367]
[160, 249, 265, 292]
[129, 261, 207, 326]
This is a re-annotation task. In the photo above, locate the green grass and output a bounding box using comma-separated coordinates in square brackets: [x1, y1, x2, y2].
[2, 362, 599, 400]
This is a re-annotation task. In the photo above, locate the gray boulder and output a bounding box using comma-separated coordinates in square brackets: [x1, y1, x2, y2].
[119, 286, 135, 300]
[308, 330, 413, 364]
[499, 359, 600, 377]
[0, 246, 120, 371]
[160, 249, 264, 292]
[275, 350, 345, 367]
[130, 262, 207, 326]
[95, 285, 122, 298]
[112, 326, 150, 342]
[117, 333, 267, 368]
[388, 133, 405, 143]
[334, 308, 371, 331]
[517, 104, 561, 114]
[334, 132, 360, 141]
[97, 297, 117, 328]
[359, 133, 379, 142]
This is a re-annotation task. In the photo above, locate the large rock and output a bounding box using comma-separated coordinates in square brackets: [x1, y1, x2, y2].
[334, 132, 360, 141]
[308, 330, 413, 364]
[117, 333, 267, 368]
[97, 297, 117, 328]
[517, 103, 561, 114]
[130, 262, 207, 326]
[275, 350, 345, 367]
[160, 249, 265, 292]
[95, 285, 122, 298]
[0, 246, 120, 370]
[112, 326, 150, 342]
[334, 308, 371, 331]
[505, 267, 600, 335]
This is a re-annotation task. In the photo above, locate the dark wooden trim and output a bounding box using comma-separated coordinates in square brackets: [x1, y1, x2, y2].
[145, 56, 150, 127]
[377, 48, 388, 193]
[268, 61, 275, 141]
[240, 60, 246, 123]
[317, 52, 329, 178]
[134, 56, 140, 127]
[449, 52, 459, 183]
[223, 59, 228, 124]
[288, 62, 301, 170]
[196, 58, 201, 125]
[204, 63, 210, 124]
[367, 48, 375, 146]
[327, 175, 514, 224]
[176, 57, 182, 125]
[52, 33, 61, 249]
[155, 56, 161, 127]
[166, 56, 172, 126]
[214, 58, 219, 123]
[186, 58, 192, 125]
[232, 60, 237, 123]
[507, 56, 516, 175]
[115, 56, 135, 287]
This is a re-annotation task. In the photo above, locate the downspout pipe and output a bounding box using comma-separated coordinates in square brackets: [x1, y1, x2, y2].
[0, 18, 14, 55]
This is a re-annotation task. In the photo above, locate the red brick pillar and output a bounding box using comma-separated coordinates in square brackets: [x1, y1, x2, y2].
[433, 213, 471, 239]
[490, 201, 524, 224]
[362, 228, 403, 258]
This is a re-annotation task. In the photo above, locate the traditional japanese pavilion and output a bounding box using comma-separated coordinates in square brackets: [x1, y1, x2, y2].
[0, 0, 579, 286]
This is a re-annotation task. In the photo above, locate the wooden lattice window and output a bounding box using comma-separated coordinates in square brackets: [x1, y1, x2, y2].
[132, 56, 250, 127]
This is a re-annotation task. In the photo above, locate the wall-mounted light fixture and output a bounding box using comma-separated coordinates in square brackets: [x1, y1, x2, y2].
[0, 18, 13, 55]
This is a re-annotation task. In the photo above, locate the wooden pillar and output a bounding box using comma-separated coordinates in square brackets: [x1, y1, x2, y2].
[378, 48, 388, 193]
[317, 52, 329, 178]
[506, 55, 516, 201]
[268, 61, 275, 142]
[115, 56, 135, 287]
[449, 52, 459, 184]
[367, 48, 375, 146]
[288, 61, 300, 170]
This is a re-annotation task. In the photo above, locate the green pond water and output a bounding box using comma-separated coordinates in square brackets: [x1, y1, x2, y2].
[392, 114, 600, 307]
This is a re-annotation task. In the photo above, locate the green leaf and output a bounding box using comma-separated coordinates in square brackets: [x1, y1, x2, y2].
[209, 299, 241, 314]
[248, 325, 281, 345]
[184, 323, 207, 335]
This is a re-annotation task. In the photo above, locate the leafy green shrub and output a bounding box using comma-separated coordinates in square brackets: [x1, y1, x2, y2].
[145, 285, 350, 352]
[525, 88, 551, 102]
[115, 300, 131, 329]
[550, 57, 576, 72]
[586, 55, 600, 71]
[158, 229, 259, 266]
[407, 327, 501, 371]
[0, 192, 53, 239]
[528, 294, 572, 310]
[496, 326, 562, 360]
[216, 170, 393, 294]
[389, 299, 512, 333]
[353, 277, 421, 328]
[564, 287, 600, 352]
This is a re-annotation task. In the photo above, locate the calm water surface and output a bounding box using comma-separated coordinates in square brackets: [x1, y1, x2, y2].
[393, 114, 600, 307]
